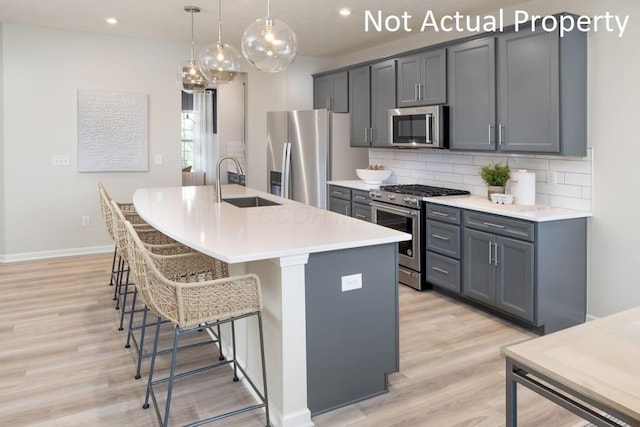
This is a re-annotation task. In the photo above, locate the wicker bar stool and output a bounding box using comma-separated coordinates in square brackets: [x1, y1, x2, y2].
[108, 199, 178, 332]
[125, 221, 270, 427]
[112, 202, 228, 380]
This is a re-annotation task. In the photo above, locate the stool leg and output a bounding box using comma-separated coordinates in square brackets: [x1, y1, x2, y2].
[257, 312, 270, 427]
[118, 268, 132, 330]
[135, 305, 149, 380]
[163, 327, 181, 427]
[217, 324, 225, 361]
[109, 247, 117, 286]
[113, 256, 123, 303]
[143, 316, 162, 410]
[231, 320, 239, 382]
[125, 288, 138, 348]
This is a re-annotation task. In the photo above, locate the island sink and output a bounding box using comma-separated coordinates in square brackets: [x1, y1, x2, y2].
[223, 196, 280, 208]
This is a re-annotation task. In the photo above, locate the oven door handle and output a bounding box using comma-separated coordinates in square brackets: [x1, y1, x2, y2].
[370, 202, 417, 217]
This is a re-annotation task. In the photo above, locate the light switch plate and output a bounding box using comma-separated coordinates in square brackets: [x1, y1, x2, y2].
[341, 273, 362, 292]
[52, 155, 70, 166]
[154, 154, 162, 165]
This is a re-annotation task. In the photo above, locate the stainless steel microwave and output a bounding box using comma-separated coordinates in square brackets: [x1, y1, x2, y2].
[387, 105, 448, 148]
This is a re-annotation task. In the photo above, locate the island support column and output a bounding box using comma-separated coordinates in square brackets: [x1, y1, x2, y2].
[251, 254, 314, 427]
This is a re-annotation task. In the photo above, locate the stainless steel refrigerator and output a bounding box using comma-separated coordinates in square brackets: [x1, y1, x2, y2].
[267, 109, 368, 208]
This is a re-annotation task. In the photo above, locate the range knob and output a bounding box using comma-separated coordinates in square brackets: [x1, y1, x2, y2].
[370, 191, 381, 198]
[403, 196, 418, 206]
[388, 195, 396, 201]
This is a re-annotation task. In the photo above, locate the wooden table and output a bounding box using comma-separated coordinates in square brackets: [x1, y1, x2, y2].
[505, 306, 640, 426]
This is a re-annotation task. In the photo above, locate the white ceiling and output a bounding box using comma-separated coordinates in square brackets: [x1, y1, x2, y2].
[0, 0, 528, 57]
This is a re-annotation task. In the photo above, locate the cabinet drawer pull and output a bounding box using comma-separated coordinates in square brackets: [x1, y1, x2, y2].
[331, 191, 344, 196]
[354, 195, 367, 201]
[355, 214, 367, 219]
[431, 266, 449, 275]
[483, 222, 505, 229]
[431, 211, 450, 218]
[432, 234, 449, 241]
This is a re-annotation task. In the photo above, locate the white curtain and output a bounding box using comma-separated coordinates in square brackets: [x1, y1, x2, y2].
[192, 90, 218, 184]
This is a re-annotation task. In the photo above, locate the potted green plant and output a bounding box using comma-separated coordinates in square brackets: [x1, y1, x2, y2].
[480, 163, 510, 199]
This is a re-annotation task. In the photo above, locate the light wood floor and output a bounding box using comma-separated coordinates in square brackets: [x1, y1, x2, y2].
[0, 253, 588, 426]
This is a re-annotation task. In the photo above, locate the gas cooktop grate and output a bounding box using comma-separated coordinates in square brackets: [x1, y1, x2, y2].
[379, 184, 470, 197]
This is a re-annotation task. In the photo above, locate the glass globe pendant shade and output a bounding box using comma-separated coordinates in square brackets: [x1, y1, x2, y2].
[198, 42, 242, 84]
[177, 59, 208, 94]
[242, 17, 298, 73]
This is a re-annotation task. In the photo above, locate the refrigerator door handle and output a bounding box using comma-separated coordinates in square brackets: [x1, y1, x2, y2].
[283, 142, 292, 199]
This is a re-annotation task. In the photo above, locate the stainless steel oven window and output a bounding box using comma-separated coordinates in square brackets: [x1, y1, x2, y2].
[371, 202, 420, 271]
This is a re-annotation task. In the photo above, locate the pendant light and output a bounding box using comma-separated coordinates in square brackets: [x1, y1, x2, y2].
[177, 6, 207, 94]
[198, 0, 242, 84]
[241, 0, 298, 73]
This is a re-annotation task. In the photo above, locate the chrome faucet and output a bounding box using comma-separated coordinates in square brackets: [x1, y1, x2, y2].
[216, 156, 244, 203]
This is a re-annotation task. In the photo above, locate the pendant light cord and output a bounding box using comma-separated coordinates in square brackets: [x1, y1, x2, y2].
[190, 10, 196, 61]
[267, 0, 271, 18]
[218, 0, 223, 44]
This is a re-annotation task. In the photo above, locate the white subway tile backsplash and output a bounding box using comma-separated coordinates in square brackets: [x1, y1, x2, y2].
[369, 149, 592, 212]
[564, 172, 591, 187]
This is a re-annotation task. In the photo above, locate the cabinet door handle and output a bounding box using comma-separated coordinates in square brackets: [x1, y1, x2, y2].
[494, 243, 500, 266]
[369, 127, 374, 143]
[355, 213, 367, 219]
[418, 84, 423, 100]
[488, 124, 493, 144]
[483, 222, 505, 229]
[327, 97, 332, 110]
[431, 211, 449, 218]
[432, 234, 450, 241]
[488, 241, 493, 265]
[498, 123, 504, 146]
[414, 84, 419, 101]
[432, 266, 449, 275]
[364, 127, 369, 143]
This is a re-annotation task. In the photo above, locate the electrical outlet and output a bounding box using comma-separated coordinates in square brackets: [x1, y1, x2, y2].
[81, 216, 91, 227]
[52, 155, 70, 166]
[341, 273, 363, 292]
[154, 154, 162, 165]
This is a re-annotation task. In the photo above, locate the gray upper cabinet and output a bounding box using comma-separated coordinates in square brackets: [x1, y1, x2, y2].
[448, 24, 586, 155]
[448, 37, 496, 151]
[396, 48, 446, 107]
[348, 60, 396, 147]
[314, 71, 348, 113]
[497, 29, 559, 153]
[349, 66, 371, 147]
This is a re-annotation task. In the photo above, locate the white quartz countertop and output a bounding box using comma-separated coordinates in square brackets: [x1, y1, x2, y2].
[426, 195, 592, 222]
[133, 185, 410, 263]
[327, 180, 381, 192]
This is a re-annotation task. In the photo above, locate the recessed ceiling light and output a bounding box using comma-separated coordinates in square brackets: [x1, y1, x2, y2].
[338, 8, 351, 17]
[106, 17, 118, 25]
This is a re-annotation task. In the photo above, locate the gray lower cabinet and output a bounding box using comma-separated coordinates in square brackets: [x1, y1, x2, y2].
[349, 60, 396, 147]
[464, 228, 534, 322]
[425, 203, 461, 293]
[313, 71, 348, 113]
[463, 210, 586, 333]
[396, 48, 447, 107]
[328, 185, 371, 222]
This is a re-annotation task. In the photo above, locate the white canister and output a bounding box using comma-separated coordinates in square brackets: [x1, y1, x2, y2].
[510, 170, 536, 205]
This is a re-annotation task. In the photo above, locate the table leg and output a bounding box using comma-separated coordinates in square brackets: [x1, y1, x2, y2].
[506, 357, 518, 427]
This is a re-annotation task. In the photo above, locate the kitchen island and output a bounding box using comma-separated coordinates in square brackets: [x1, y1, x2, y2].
[133, 185, 410, 427]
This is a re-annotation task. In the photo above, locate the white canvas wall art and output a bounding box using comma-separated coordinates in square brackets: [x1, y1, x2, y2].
[78, 90, 148, 172]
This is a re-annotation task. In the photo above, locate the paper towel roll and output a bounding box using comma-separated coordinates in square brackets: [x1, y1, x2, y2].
[510, 170, 536, 205]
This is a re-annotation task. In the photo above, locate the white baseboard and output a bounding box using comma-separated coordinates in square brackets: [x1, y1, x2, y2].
[0, 245, 114, 263]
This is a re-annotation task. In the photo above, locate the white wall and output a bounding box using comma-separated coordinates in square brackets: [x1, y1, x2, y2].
[329, 0, 640, 317]
[217, 73, 247, 184]
[1, 24, 188, 259]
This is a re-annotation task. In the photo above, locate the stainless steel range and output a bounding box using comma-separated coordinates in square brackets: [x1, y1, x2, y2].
[370, 184, 470, 290]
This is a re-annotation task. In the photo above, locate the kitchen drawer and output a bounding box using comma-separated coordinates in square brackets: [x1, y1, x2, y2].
[329, 197, 351, 216]
[464, 211, 534, 242]
[328, 185, 351, 201]
[426, 252, 461, 293]
[352, 202, 372, 222]
[351, 189, 371, 203]
[426, 203, 461, 225]
[426, 221, 460, 259]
